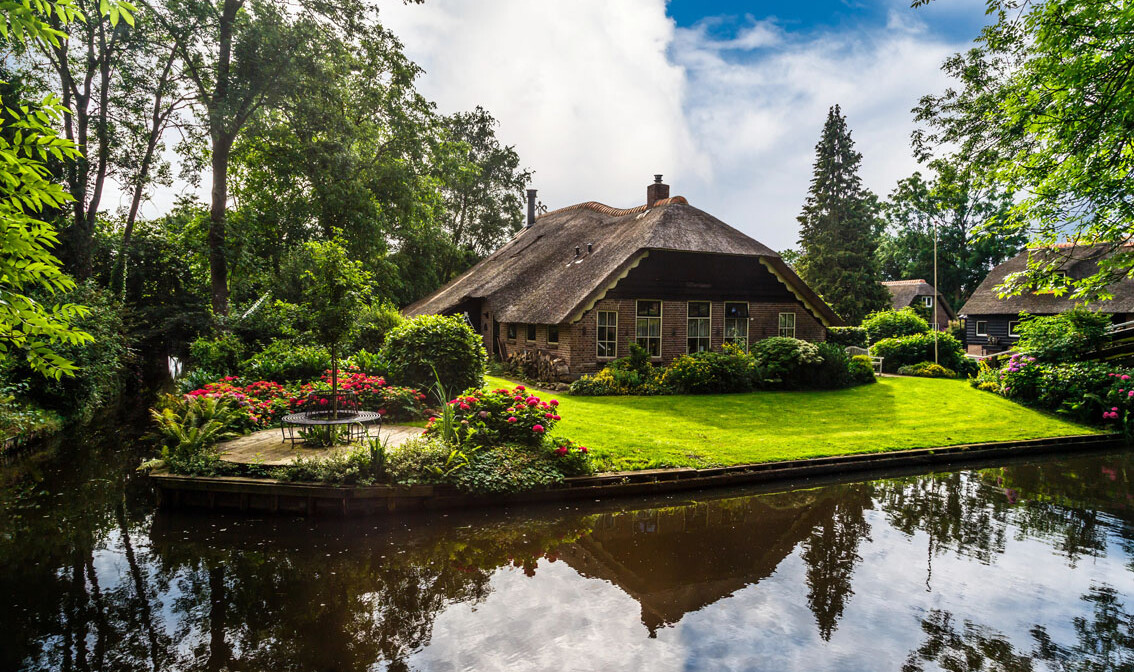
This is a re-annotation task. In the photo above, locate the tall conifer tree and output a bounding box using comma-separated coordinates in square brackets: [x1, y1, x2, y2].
[795, 105, 890, 325]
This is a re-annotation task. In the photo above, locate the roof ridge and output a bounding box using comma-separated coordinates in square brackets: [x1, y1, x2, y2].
[537, 196, 689, 220]
[882, 279, 929, 285]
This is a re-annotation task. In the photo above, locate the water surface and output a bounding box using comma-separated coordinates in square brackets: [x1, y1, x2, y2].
[3, 426, 1134, 671]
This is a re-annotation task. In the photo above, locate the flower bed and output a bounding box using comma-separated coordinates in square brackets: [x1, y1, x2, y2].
[183, 370, 426, 430]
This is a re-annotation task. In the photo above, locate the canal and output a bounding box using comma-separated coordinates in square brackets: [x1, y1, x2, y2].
[3, 424, 1134, 671]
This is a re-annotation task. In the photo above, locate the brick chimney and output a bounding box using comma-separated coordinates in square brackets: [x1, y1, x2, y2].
[646, 174, 669, 207]
[526, 188, 537, 228]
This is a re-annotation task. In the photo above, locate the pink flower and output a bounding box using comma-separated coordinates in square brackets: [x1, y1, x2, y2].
[479, 410, 489, 418]
[459, 403, 470, 410]
[549, 399, 559, 407]
[1124, 375, 1131, 381]
[554, 446, 568, 456]
[515, 385, 526, 391]
[545, 413, 553, 419]
[377, 408, 387, 416]
[553, 414, 561, 421]
[579, 446, 588, 453]
[527, 399, 538, 406]
[507, 416, 518, 423]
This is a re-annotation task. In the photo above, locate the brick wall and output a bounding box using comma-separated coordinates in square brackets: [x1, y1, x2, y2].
[500, 322, 571, 361]
[567, 298, 827, 376]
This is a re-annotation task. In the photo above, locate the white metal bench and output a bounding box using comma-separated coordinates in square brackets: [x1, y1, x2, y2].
[844, 346, 884, 375]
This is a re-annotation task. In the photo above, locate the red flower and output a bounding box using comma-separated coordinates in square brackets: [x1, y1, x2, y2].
[554, 446, 568, 456]
[549, 399, 559, 407]
[507, 416, 518, 423]
[533, 424, 545, 433]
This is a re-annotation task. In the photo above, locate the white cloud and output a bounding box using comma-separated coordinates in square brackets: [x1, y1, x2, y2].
[380, 0, 968, 251]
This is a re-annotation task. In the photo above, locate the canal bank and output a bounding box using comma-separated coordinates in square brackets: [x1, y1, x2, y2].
[150, 432, 1124, 516]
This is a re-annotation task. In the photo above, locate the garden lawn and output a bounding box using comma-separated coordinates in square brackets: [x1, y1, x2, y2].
[484, 376, 1103, 472]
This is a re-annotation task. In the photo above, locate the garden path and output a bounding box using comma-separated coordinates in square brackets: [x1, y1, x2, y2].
[218, 424, 424, 466]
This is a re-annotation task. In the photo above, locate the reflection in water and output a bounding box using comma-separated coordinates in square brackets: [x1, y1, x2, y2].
[4, 431, 1134, 671]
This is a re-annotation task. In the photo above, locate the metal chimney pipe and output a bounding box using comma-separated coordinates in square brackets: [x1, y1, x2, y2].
[526, 189, 537, 228]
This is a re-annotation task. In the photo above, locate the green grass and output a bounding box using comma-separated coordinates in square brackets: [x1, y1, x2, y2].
[485, 375, 1102, 472]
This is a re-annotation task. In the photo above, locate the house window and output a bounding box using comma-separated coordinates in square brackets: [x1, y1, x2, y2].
[597, 311, 617, 358]
[636, 300, 662, 357]
[507, 324, 517, 340]
[724, 302, 749, 350]
[1008, 321, 1020, 337]
[687, 301, 711, 353]
[922, 295, 934, 308]
[526, 324, 537, 342]
[548, 325, 559, 345]
[975, 320, 989, 337]
[778, 312, 796, 338]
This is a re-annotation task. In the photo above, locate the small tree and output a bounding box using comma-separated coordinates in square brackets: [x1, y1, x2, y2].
[298, 239, 370, 415]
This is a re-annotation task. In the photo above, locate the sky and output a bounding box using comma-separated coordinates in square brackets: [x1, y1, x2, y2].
[372, 0, 992, 251]
[114, 0, 992, 253]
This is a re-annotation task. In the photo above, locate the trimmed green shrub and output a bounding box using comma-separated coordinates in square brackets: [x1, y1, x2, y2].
[870, 332, 973, 375]
[806, 342, 852, 389]
[660, 345, 759, 394]
[862, 308, 929, 345]
[351, 302, 404, 353]
[238, 341, 331, 383]
[347, 348, 389, 377]
[751, 337, 823, 389]
[827, 326, 868, 349]
[383, 314, 487, 397]
[848, 355, 877, 385]
[1013, 307, 1110, 362]
[897, 361, 958, 378]
[189, 333, 246, 376]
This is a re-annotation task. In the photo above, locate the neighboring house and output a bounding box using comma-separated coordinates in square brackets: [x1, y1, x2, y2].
[959, 243, 1134, 355]
[404, 176, 843, 381]
[881, 279, 955, 330]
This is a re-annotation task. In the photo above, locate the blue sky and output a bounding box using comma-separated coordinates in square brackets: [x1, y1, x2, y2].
[666, 0, 987, 43]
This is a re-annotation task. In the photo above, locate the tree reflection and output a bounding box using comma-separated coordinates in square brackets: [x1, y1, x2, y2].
[801, 483, 873, 641]
[903, 584, 1134, 672]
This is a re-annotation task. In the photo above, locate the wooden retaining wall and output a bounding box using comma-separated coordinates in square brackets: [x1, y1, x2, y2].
[150, 433, 1126, 517]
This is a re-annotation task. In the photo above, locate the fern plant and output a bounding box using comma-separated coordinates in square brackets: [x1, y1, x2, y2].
[149, 395, 243, 471]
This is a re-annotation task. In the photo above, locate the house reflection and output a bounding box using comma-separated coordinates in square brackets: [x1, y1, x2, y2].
[558, 487, 868, 637]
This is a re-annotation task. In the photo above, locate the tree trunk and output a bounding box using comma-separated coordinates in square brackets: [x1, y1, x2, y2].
[209, 132, 232, 317]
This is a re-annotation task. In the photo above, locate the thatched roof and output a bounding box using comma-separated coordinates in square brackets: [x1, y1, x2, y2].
[882, 279, 956, 319]
[405, 197, 842, 326]
[959, 243, 1134, 316]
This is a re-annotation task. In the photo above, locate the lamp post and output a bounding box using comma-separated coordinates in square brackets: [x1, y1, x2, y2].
[933, 219, 939, 364]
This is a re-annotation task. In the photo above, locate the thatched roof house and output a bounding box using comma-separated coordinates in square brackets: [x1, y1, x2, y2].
[959, 243, 1134, 354]
[406, 176, 842, 381]
[881, 279, 955, 329]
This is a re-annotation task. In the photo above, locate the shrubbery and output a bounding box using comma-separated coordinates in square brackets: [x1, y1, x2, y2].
[238, 340, 331, 383]
[573, 337, 874, 395]
[970, 353, 1134, 429]
[870, 332, 974, 375]
[827, 326, 868, 349]
[897, 361, 957, 378]
[384, 314, 486, 398]
[862, 308, 929, 344]
[848, 355, 877, 385]
[750, 337, 823, 389]
[189, 333, 246, 376]
[1013, 307, 1110, 362]
[660, 344, 759, 394]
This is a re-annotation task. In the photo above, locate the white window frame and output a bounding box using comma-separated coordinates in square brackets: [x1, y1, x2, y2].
[1008, 320, 1020, 338]
[597, 311, 618, 359]
[778, 312, 796, 338]
[975, 320, 989, 337]
[687, 301, 711, 354]
[636, 300, 663, 358]
[547, 324, 559, 345]
[922, 295, 934, 308]
[724, 302, 749, 350]
[506, 323, 517, 341]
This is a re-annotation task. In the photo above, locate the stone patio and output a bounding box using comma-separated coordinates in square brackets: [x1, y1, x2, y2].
[218, 424, 424, 466]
